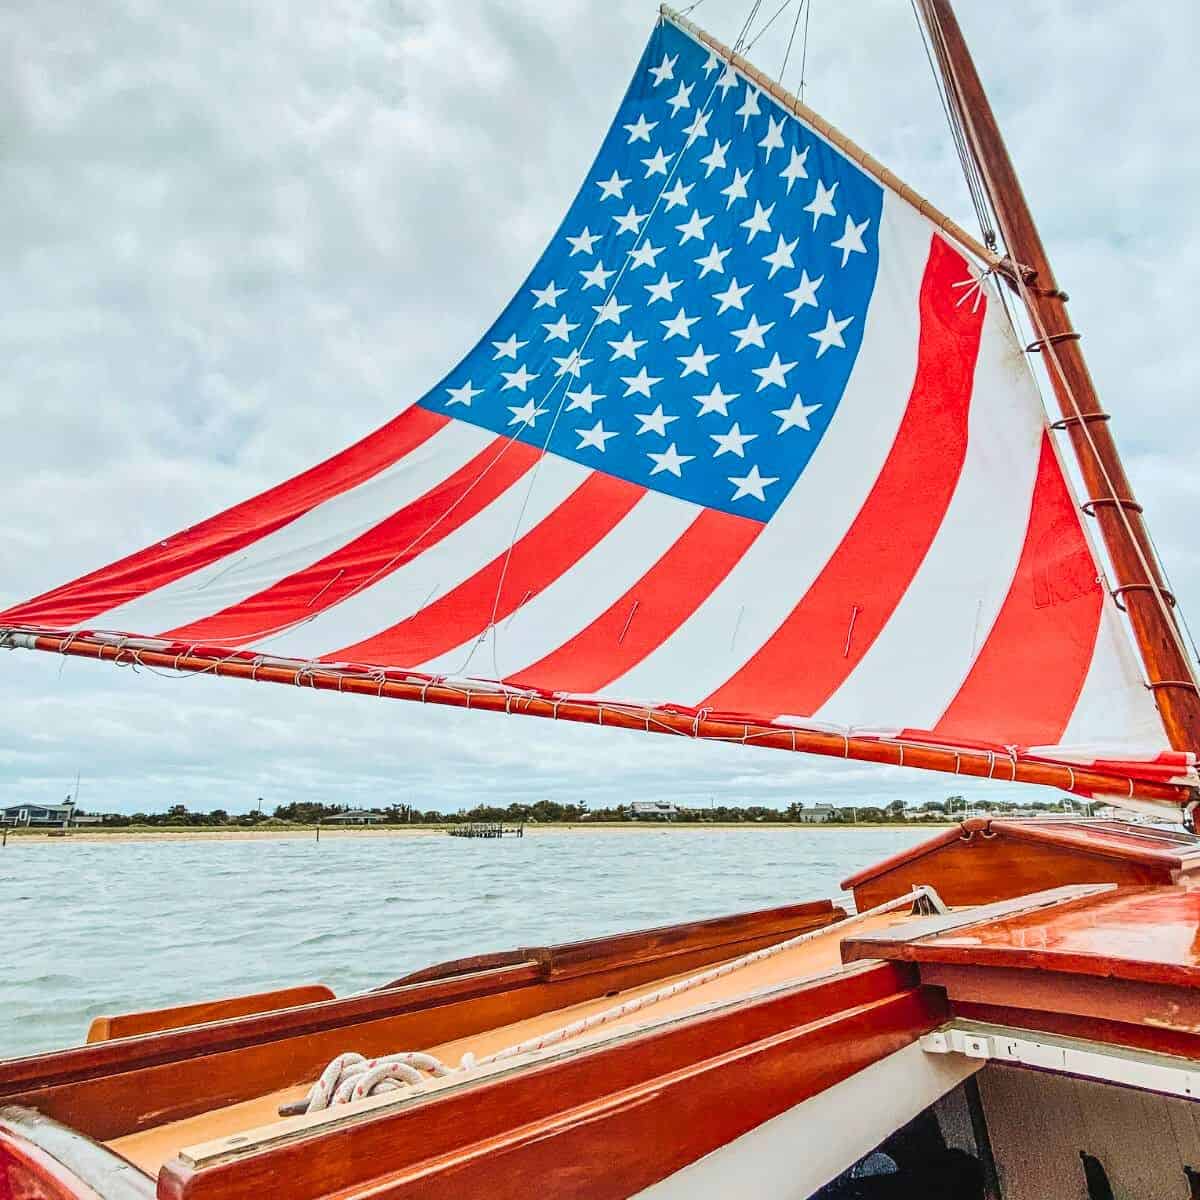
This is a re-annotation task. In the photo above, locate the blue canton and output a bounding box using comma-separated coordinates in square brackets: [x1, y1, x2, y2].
[420, 19, 883, 522]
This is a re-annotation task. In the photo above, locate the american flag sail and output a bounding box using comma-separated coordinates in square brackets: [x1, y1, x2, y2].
[3, 10, 1193, 801]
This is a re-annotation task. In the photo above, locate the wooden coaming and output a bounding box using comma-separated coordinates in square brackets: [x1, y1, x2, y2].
[842, 818, 1200, 908]
[0, 900, 842, 1141]
[156, 963, 942, 1200]
[85, 986, 335, 1045]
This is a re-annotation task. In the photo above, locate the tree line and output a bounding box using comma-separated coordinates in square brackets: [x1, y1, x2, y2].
[84, 794, 1090, 827]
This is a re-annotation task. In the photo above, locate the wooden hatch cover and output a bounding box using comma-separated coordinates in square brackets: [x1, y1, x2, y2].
[841, 818, 1200, 909]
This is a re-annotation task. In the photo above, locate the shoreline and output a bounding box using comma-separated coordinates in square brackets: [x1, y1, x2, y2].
[1, 821, 951, 845]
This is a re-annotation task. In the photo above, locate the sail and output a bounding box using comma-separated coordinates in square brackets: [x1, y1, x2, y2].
[2, 10, 1192, 801]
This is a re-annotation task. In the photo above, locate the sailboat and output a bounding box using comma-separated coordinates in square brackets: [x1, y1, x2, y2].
[3, 2, 1199, 1196]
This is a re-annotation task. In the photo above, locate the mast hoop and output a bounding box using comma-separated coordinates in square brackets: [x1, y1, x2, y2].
[660, 5, 1000, 269]
[1050, 412, 1110, 431]
[1025, 332, 1082, 354]
[1147, 680, 1200, 694]
[1112, 583, 1176, 612]
[1080, 497, 1143, 518]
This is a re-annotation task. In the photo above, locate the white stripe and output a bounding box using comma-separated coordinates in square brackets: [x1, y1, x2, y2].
[606, 192, 927, 706]
[1058, 601, 1165, 750]
[423, 488, 699, 680]
[86, 420, 494, 638]
[255, 452, 591, 660]
[814, 285, 1044, 731]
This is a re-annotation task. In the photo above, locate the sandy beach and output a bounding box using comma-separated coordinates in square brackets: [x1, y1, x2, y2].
[2, 820, 947, 844]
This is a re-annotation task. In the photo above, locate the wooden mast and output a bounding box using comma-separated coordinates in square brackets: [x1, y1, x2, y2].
[919, 0, 1200, 766]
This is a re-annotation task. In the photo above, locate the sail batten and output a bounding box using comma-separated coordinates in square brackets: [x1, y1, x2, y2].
[3, 12, 1193, 806]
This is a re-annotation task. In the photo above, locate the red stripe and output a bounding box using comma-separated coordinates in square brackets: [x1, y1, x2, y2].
[932, 431, 1103, 746]
[507, 508, 762, 694]
[326, 472, 646, 666]
[704, 235, 985, 718]
[0, 406, 451, 630]
[162, 436, 538, 644]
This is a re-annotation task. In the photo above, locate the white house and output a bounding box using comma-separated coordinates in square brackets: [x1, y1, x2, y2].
[794, 803, 837, 824]
[629, 801, 679, 820]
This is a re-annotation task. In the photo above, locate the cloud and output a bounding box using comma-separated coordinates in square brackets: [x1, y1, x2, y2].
[3, 0, 1195, 813]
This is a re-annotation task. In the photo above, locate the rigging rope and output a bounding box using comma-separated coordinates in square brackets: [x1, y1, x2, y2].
[909, 0, 996, 251]
[283, 886, 944, 1117]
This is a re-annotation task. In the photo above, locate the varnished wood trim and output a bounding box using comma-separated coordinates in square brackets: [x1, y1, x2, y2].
[158, 964, 935, 1200]
[85, 986, 336, 1044]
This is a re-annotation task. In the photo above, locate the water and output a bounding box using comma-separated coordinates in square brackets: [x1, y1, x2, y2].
[0, 827, 929, 1060]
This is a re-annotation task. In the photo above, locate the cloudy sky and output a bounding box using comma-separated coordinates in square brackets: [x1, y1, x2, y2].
[2, 0, 1197, 815]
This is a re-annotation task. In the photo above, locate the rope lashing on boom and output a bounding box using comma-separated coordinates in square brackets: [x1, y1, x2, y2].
[279, 886, 946, 1118]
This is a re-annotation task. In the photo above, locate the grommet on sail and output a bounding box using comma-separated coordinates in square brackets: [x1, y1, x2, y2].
[2, 6, 1196, 809]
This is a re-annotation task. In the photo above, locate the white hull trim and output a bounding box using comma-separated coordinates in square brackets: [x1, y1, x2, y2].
[634, 1040, 981, 1200]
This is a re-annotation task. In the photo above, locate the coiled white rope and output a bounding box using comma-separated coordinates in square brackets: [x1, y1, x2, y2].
[287, 885, 943, 1116]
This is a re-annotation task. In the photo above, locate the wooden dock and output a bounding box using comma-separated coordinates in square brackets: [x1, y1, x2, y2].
[447, 822, 524, 839]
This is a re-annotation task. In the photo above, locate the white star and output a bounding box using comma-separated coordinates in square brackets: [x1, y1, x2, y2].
[645, 272, 681, 304]
[592, 295, 630, 325]
[772, 394, 822, 432]
[553, 349, 591, 378]
[624, 113, 658, 143]
[703, 52, 720, 76]
[507, 397, 548, 426]
[445, 380, 481, 407]
[621, 367, 662, 399]
[735, 84, 762, 128]
[720, 166, 752, 209]
[682, 110, 710, 143]
[694, 242, 731, 277]
[783, 270, 823, 315]
[739, 199, 774, 243]
[661, 179, 694, 210]
[542, 314, 579, 342]
[758, 115, 785, 161]
[831, 215, 870, 266]
[648, 442, 695, 477]
[711, 422, 758, 459]
[492, 334, 528, 360]
[678, 344, 719, 377]
[596, 169, 631, 201]
[751, 352, 797, 391]
[780, 145, 809, 193]
[530, 280, 565, 309]
[614, 205, 648, 237]
[666, 80, 693, 116]
[608, 330, 647, 361]
[713, 277, 752, 314]
[661, 307, 700, 340]
[566, 227, 601, 256]
[694, 381, 739, 417]
[649, 52, 677, 87]
[628, 241, 664, 270]
[576, 419, 618, 452]
[676, 208, 712, 244]
[579, 261, 615, 290]
[634, 404, 678, 437]
[501, 363, 540, 391]
[762, 234, 799, 279]
[804, 179, 838, 228]
[716, 64, 738, 97]
[566, 383, 605, 414]
[699, 138, 729, 177]
[809, 310, 854, 358]
[730, 313, 774, 351]
[729, 464, 779, 502]
[642, 146, 672, 178]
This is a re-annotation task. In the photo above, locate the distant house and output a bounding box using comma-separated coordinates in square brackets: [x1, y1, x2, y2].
[322, 809, 387, 825]
[794, 803, 836, 824]
[629, 801, 679, 820]
[2, 801, 78, 828]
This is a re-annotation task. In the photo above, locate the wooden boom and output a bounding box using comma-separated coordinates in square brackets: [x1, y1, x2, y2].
[918, 0, 1200, 764]
[4, 628, 1191, 807]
